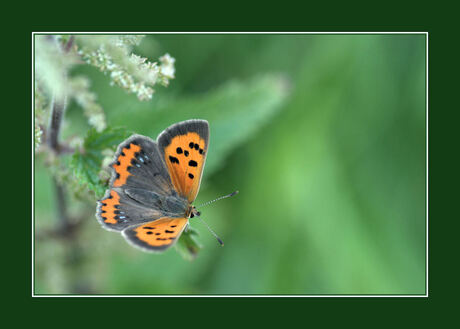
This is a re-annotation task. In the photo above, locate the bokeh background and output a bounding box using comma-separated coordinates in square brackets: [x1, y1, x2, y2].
[34, 34, 426, 295]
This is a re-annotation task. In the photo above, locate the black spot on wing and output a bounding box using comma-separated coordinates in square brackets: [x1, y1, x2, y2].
[189, 160, 198, 167]
[169, 156, 180, 164]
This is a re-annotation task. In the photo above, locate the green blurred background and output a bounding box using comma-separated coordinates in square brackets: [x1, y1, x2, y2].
[34, 34, 426, 295]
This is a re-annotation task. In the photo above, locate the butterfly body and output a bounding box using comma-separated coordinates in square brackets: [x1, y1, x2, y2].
[96, 119, 209, 252]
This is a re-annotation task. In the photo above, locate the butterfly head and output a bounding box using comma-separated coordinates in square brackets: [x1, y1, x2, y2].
[186, 191, 239, 247]
[189, 206, 201, 219]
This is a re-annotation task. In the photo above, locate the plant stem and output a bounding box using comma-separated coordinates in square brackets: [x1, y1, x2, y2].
[48, 35, 73, 153]
[47, 36, 71, 230]
[53, 177, 70, 230]
[48, 99, 65, 153]
[64, 35, 75, 53]
[44, 35, 92, 293]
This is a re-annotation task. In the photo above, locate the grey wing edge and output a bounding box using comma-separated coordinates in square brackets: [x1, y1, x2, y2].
[157, 119, 210, 152]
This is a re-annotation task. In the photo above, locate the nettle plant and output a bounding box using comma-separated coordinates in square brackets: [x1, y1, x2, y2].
[34, 35, 203, 259]
[35, 35, 175, 147]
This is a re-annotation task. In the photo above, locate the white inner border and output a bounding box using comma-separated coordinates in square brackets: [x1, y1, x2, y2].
[32, 31, 429, 298]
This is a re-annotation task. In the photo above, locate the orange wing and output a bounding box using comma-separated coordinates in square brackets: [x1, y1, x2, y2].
[99, 190, 121, 226]
[122, 217, 188, 252]
[158, 120, 209, 202]
[112, 142, 142, 187]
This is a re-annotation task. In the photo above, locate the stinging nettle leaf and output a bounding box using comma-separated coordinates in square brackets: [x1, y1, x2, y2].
[70, 127, 132, 198]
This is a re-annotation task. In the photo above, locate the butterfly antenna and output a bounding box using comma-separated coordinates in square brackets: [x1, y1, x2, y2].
[196, 190, 239, 209]
[197, 216, 224, 246]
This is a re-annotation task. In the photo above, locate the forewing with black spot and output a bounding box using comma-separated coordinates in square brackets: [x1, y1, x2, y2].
[157, 119, 209, 202]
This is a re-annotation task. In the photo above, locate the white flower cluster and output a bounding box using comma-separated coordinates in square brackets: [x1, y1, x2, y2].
[78, 36, 175, 101]
[35, 36, 79, 102]
[34, 84, 48, 152]
[159, 53, 176, 86]
[69, 77, 106, 132]
[34, 35, 175, 152]
[35, 123, 43, 151]
[35, 35, 107, 134]
[114, 35, 144, 47]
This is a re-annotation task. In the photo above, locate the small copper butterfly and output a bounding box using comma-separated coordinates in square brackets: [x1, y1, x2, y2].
[96, 119, 223, 252]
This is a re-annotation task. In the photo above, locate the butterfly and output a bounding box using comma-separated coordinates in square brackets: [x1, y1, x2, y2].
[96, 119, 211, 252]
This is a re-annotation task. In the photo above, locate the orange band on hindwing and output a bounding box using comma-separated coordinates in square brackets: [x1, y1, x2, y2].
[112, 143, 142, 187]
[99, 190, 121, 224]
[123, 217, 188, 251]
[163, 132, 207, 201]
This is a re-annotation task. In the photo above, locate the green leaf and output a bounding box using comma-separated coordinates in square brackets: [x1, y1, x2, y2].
[175, 226, 202, 261]
[70, 126, 132, 198]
